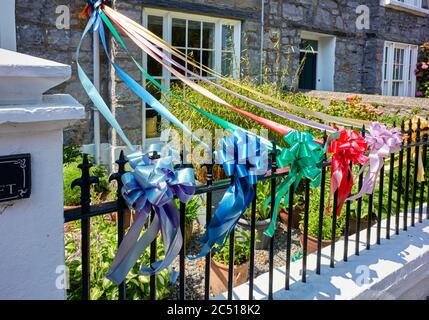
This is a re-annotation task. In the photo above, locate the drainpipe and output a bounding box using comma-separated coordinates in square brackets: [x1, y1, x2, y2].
[259, 0, 265, 83]
[93, 29, 101, 165]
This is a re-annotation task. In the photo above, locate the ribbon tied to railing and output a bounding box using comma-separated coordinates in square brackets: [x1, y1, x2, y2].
[190, 129, 268, 259]
[409, 115, 428, 182]
[106, 144, 195, 285]
[348, 122, 402, 200]
[328, 127, 369, 216]
[264, 131, 325, 237]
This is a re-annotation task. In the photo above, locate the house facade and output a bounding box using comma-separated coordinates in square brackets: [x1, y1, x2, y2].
[3, 0, 428, 152]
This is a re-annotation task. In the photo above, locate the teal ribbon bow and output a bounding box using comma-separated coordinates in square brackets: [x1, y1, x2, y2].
[265, 131, 325, 237]
[106, 144, 195, 285]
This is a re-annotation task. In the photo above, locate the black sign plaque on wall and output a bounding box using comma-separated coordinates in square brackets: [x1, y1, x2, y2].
[0, 154, 31, 203]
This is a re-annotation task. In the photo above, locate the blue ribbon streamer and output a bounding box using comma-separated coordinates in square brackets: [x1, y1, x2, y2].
[189, 129, 269, 259]
[76, 3, 208, 151]
[106, 144, 195, 285]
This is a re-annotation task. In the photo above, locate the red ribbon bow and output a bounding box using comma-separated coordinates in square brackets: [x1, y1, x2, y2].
[327, 127, 369, 216]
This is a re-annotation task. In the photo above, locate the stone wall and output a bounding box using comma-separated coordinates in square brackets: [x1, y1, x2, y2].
[263, 0, 429, 94]
[15, 0, 110, 146]
[13, 0, 429, 147]
[110, 0, 261, 147]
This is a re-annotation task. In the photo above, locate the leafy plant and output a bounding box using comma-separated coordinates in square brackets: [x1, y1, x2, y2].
[174, 196, 201, 226]
[63, 158, 113, 206]
[63, 145, 82, 164]
[65, 216, 173, 300]
[302, 187, 345, 240]
[416, 42, 429, 98]
[212, 228, 251, 266]
[242, 180, 271, 221]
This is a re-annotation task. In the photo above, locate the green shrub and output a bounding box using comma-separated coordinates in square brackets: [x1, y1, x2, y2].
[63, 161, 83, 206]
[303, 186, 345, 240]
[63, 158, 113, 206]
[242, 180, 271, 221]
[174, 196, 201, 226]
[65, 216, 173, 300]
[212, 228, 251, 266]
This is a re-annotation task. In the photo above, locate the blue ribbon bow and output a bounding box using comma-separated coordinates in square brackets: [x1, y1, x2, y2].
[106, 144, 195, 285]
[190, 130, 269, 259]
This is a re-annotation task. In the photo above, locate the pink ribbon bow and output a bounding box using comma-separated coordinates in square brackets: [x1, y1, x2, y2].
[348, 122, 403, 201]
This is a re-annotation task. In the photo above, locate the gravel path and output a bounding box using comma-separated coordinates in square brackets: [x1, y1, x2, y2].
[169, 220, 301, 300]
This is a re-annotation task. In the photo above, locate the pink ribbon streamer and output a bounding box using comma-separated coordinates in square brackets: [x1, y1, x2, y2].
[348, 122, 403, 201]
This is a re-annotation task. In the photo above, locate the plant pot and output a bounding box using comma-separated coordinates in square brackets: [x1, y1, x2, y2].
[110, 209, 135, 229]
[279, 208, 302, 230]
[210, 257, 249, 296]
[348, 214, 378, 236]
[299, 233, 332, 254]
[237, 218, 271, 250]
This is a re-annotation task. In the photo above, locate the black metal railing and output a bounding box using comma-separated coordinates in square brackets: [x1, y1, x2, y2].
[64, 119, 429, 300]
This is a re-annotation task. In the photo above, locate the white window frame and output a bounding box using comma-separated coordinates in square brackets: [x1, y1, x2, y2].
[141, 7, 241, 145]
[381, 41, 418, 97]
[0, 0, 16, 51]
[381, 0, 429, 15]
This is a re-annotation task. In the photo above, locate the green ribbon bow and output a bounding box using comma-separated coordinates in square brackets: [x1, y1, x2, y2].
[264, 131, 326, 237]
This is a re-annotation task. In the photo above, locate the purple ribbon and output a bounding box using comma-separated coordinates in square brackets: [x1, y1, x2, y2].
[348, 122, 402, 200]
[106, 144, 195, 285]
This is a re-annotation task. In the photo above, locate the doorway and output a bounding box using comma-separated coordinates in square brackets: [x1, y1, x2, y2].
[298, 32, 336, 91]
[299, 39, 318, 90]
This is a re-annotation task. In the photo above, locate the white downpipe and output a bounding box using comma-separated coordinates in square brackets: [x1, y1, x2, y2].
[259, 0, 265, 83]
[93, 29, 101, 165]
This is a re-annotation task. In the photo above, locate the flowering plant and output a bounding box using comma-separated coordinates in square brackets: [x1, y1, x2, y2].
[415, 43, 429, 98]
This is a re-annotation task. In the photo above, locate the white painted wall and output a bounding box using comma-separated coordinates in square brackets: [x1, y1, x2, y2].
[216, 210, 429, 300]
[0, 50, 85, 299]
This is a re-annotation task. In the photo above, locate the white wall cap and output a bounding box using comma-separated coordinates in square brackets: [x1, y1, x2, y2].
[215, 208, 429, 300]
[0, 94, 85, 132]
[0, 49, 71, 105]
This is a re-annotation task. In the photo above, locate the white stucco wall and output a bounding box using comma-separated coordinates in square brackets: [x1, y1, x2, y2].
[0, 49, 84, 299]
[0, 96, 85, 299]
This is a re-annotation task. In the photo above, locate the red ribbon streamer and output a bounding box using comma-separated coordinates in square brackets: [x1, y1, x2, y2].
[327, 127, 369, 216]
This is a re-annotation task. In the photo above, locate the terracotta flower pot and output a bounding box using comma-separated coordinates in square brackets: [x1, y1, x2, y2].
[210, 257, 249, 296]
[299, 233, 332, 254]
[237, 218, 271, 250]
[279, 208, 302, 230]
[348, 214, 378, 236]
[110, 209, 135, 229]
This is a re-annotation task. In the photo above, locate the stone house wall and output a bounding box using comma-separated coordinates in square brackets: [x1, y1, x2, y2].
[13, 0, 429, 148]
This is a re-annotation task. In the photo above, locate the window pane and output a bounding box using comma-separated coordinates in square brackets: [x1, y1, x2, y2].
[202, 50, 214, 76]
[172, 19, 186, 47]
[221, 51, 234, 76]
[172, 48, 186, 75]
[146, 109, 161, 138]
[147, 55, 162, 76]
[222, 25, 234, 51]
[148, 15, 163, 37]
[188, 20, 201, 48]
[383, 46, 389, 80]
[203, 22, 215, 49]
[187, 49, 201, 75]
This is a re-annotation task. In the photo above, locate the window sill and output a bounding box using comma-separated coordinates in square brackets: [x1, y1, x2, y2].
[382, 0, 429, 16]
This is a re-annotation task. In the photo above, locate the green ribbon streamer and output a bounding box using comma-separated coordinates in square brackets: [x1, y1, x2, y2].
[264, 130, 326, 237]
